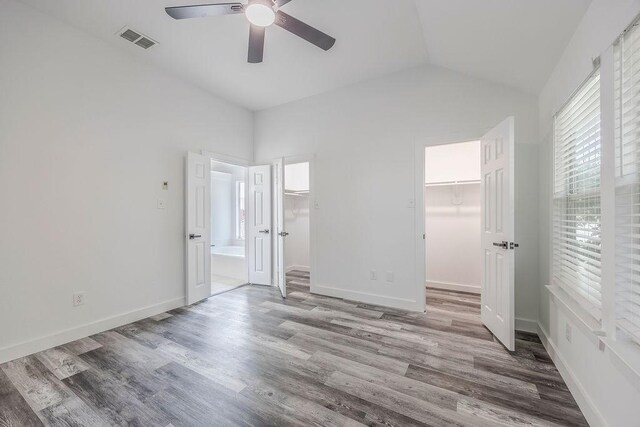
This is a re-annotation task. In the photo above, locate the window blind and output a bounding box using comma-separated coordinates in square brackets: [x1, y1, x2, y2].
[553, 70, 602, 321]
[615, 22, 640, 344]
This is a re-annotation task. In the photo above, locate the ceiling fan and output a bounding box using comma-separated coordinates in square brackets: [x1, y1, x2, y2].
[165, 0, 336, 63]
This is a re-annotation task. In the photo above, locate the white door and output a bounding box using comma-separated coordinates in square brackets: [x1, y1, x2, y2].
[248, 165, 272, 285]
[274, 158, 286, 298]
[186, 152, 211, 305]
[481, 117, 516, 351]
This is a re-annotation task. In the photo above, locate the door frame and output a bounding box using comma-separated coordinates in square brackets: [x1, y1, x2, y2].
[273, 154, 316, 292]
[414, 135, 485, 313]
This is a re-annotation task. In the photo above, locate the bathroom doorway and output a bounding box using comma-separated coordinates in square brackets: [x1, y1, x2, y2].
[283, 161, 311, 295]
[210, 160, 249, 295]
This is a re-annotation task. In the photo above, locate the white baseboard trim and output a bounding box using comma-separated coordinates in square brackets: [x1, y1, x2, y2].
[312, 284, 424, 312]
[286, 265, 310, 273]
[0, 297, 185, 364]
[537, 323, 608, 427]
[426, 280, 480, 294]
[515, 317, 538, 333]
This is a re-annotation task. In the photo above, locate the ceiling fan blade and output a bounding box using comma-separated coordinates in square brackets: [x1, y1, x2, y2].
[165, 3, 244, 20]
[274, 11, 335, 51]
[275, 0, 293, 6]
[248, 25, 266, 63]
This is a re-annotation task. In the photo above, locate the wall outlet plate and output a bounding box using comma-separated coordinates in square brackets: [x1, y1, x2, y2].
[157, 199, 166, 209]
[386, 271, 394, 282]
[73, 292, 85, 307]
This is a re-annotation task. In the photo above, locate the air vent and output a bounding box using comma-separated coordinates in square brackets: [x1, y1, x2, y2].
[120, 29, 141, 42]
[117, 27, 158, 50]
[135, 37, 155, 49]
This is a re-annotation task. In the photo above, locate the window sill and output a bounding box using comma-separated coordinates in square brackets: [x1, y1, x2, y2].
[545, 285, 605, 338]
[599, 336, 640, 392]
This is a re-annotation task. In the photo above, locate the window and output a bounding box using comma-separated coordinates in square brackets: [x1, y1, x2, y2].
[615, 22, 640, 344]
[235, 180, 245, 240]
[553, 70, 602, 321]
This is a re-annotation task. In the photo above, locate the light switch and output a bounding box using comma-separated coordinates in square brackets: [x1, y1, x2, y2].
[157, 199, 166, 209]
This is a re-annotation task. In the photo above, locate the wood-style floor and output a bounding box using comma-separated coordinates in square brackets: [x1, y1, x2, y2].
[0, 271, 587, 426]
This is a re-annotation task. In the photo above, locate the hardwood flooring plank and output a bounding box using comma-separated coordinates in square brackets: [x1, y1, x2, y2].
[325, 371, 494, 427]
[61, 368, 170, 426]
[405, 364, 586, 426]
[288, 332, 409, 375]
[0, 356, 71, 412]
[59, 337, 102, 356]
[0, 368, 43, 427]
[35, 348, 91, 380]
[37, 396, 109, 427]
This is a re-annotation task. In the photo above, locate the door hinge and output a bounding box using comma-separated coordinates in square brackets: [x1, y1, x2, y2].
[510, 242, 519, 250]
[423, 234, 426, 240]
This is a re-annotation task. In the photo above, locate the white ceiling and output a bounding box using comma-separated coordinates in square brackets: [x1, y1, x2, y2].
[18, 0, 590, 110]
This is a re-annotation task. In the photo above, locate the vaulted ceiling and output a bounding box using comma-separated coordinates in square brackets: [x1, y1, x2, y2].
[18, 0, 591, 110]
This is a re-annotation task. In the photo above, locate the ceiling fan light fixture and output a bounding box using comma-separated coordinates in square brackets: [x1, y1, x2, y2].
[245, 3, 275, 27]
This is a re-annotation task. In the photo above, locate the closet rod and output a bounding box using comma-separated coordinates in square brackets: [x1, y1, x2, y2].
[425, 179, 480, 188]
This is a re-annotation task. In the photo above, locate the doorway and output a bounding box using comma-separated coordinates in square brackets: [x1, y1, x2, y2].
[425, 141, 482, 296]
[283, 161, 311, 295]
[418, 117, 516, 350]
[210, 160, 248, 295]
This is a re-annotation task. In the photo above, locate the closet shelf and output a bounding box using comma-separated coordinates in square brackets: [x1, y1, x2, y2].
[285, 190, 309, 197]
[425, 179, 480, 188]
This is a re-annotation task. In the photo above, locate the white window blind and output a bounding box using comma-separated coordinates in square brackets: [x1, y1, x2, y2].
[615, 22, 640, 344]
[553, 70, 602, 321]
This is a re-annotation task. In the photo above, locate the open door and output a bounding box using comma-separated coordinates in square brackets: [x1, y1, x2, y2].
[248, 165, 272, 285]
[481, 117, 516, 351]
[186, 152, 211, 305]
[274, 158, 286, 298]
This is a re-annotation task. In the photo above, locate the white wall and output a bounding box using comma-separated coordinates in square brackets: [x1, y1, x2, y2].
[425, 141, 481, 293]
[537, 1, 640, 425]
[255, 63, 539, 320]
[0, 0, 253, 362]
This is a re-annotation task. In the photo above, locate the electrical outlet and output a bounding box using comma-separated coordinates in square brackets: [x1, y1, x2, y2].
[73, 292, 86, 307]
[565, 322, 572, 343]
[370, 270, 377, 280]
[386, 271, 394, 282]
[157, 198, 166, 209]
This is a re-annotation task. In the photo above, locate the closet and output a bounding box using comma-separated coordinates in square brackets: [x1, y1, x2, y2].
[425, 141, 481, 294]
[284, 162, 310, 277]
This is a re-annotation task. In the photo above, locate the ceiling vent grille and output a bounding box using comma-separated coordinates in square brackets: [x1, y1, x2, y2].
[135, 37, 155, 49]
[118, 27, 157, 49]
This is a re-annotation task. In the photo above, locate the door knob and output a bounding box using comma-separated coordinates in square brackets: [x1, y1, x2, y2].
[258, 229, 270, 234]
[189, 234, 202, 240]
[493, 241, 508, 249]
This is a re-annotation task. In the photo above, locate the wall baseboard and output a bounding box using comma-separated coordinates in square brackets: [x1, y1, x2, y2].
[426, 280, 480, 294]
[515, 317, 538, 333]
[286, 265, 310, 273]
[312, 284, 424, 312]
[537, 323, 608, 427]
[0, 297, 185, 364]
